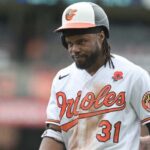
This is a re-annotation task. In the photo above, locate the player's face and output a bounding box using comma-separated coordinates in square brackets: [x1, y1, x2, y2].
[65, 32, 105, 73]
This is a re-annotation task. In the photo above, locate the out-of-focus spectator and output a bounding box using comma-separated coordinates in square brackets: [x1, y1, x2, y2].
[25, 37, 48, 62]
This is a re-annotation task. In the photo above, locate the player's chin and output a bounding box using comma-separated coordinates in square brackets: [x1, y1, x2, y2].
[75, 60, 90, 69]
[72, 56, 89, 69]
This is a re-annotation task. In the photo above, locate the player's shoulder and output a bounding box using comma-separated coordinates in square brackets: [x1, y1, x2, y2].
[112, 54, 149, 79]
[112, 54, 147, 73]
[58, 63, 75, 75]
[53, 63, 76, 83]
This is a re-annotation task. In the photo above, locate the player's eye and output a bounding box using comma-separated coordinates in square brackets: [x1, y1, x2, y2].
[77, 39, 87, 45]
[67, 42, 73, 48]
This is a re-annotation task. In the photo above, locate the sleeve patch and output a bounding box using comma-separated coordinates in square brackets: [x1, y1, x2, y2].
[142, 91, 150, 112]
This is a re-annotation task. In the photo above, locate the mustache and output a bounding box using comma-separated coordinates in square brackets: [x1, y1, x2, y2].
[71, 53, 87, 58]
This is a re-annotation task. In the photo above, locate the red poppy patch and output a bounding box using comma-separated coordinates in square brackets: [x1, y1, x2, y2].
[142, 91, 150, 112]
[112, 71, 123, 81]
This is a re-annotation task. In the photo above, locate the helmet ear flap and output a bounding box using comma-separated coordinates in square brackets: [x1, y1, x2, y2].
[61, 35, 68, 49]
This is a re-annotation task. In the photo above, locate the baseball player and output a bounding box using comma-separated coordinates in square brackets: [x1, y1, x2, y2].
[39, 2, 150, 150]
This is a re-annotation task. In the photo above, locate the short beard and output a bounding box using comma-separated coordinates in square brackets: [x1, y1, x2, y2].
[75, 44, 102, 70]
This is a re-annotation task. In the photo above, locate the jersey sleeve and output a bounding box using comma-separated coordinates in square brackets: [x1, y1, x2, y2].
[46, 74, 61, 126]
[131, 70, 150, 125]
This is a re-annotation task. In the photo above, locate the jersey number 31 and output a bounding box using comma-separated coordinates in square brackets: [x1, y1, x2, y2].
[96, 120, 121, 143]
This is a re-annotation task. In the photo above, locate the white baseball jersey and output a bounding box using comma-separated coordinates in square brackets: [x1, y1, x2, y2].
[45, 54, 150, 150]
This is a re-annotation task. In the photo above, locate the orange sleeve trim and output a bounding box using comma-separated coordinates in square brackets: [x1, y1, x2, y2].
[61, 118, 78, 132]
[141, 117, 150, 124]
[46, 119, 60, 124]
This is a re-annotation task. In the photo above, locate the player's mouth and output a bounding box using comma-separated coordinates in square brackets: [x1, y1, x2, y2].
[72, 54, 86, 61]
[74, 57, 86, 64]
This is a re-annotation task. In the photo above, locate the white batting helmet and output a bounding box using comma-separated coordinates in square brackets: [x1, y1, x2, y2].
[55, 2, 109, 37]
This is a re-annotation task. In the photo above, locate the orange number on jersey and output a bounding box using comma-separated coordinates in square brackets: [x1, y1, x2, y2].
[113, 121, 121, 143]
[96, 120, 121, 143]
[96, 120, 112, 142]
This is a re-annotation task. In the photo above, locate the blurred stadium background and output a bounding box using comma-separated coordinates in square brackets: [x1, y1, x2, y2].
[0, 0, 149, 149]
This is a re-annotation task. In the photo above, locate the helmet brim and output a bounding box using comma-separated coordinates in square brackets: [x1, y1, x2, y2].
[55, 22, 96, 32]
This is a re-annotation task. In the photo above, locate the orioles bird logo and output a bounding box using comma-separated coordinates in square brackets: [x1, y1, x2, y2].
[142, 92, 150, 112]
[65, 9, 77, 21]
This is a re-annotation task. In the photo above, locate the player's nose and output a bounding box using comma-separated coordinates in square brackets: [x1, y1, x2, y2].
[69, 44, 80, 54]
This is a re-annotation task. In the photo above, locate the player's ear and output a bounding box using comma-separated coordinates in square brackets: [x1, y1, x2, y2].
[98, 30, 105, 41]
[97, 31, 105, 43]
[61, 35, 68, 49]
